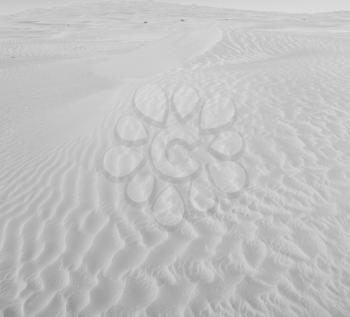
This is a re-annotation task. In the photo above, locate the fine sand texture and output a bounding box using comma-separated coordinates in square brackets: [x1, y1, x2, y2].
[1, 1, 350, 316]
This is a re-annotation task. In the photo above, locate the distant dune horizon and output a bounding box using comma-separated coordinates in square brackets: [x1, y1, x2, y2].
[156, 0, 350, 13]
[1, 0, 350, 15]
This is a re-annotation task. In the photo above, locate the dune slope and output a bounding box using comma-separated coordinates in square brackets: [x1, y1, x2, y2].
[1, 2, 350, 316]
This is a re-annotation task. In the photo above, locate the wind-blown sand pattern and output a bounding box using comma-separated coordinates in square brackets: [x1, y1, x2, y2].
[1, 1, 350, 316]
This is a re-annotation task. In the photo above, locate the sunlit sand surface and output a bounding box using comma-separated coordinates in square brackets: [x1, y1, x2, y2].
[1, 1, 350, 316]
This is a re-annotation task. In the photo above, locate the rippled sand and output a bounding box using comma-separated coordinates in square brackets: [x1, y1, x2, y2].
[1, 2, 350, 316]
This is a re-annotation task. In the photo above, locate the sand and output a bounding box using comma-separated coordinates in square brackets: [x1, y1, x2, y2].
[1, 1, 350, 316]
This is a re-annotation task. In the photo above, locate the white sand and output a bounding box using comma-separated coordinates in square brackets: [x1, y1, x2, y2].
[1, 1, 350, 316]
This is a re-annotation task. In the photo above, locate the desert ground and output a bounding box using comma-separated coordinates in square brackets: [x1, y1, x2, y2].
[1, 1, 350, 316]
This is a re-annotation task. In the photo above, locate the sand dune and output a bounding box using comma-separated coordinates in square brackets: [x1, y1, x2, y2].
[1, 1, 350, 316]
